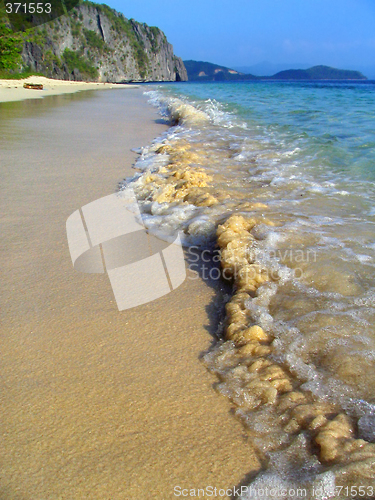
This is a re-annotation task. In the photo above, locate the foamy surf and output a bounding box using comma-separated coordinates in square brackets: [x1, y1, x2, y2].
[120, 83, 375, 498]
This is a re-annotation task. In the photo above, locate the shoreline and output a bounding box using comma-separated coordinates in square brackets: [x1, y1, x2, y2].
[0, 75, 138, 103]
[1, 86, 259, 499]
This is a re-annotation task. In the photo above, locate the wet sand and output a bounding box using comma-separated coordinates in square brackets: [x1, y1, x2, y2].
[0, 88, 259, 499]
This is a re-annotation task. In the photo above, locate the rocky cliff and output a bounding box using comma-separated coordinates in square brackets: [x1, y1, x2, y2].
[18, 1, 187, 82]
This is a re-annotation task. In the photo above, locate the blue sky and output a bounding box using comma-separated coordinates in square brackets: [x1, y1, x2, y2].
[103, 0, 375, 74]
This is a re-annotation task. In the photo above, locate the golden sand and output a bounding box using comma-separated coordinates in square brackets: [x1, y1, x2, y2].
[0, 75, 137, 103]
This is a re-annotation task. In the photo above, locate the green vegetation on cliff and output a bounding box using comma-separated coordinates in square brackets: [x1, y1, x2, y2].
[62, 48, 98, 79]
[83, 28, 105, 51]
[0, 23, 22, 71]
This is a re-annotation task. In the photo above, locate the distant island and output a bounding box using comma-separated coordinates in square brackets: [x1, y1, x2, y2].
[269, 66, 367, 80]
[184, 60, 257, 81]
[184, 60, 367, 81]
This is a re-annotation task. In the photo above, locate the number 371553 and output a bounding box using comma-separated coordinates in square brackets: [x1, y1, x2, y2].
[5, 3, 52, 14]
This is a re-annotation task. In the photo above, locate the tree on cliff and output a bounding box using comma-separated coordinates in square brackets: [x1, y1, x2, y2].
[0, 23, 22, 71]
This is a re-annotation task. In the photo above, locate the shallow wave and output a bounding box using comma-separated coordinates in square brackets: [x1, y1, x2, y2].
[121, 87, 375, 498]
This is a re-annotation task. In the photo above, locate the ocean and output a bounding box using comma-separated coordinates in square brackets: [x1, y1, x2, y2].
[122, 81, 375, 498]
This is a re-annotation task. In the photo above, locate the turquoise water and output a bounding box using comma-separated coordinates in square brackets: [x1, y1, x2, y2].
[124, 81, 375, 498]
[162, 81, 375, 181]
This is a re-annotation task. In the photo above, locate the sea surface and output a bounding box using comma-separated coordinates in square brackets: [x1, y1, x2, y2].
[122, 81, 375, 498]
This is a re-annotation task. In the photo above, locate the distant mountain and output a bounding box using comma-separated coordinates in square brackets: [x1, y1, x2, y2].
[235, 62, 375, 80]
[234, 62, 311, 76]
[268, 65, 367, 80]
[183, 60, 257, 81]
[184, 61, 367, 82]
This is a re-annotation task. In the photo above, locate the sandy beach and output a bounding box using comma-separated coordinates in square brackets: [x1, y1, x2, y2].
[0, 75, 137, 103]
[0, 85, 259, 498]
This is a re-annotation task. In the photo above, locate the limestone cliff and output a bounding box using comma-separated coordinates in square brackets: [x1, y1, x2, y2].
[20, 1, 187, 82]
